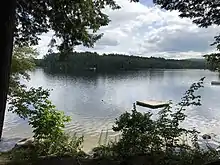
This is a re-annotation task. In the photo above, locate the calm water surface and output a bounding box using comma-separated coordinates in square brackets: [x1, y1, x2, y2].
[2, 69, 220, 151]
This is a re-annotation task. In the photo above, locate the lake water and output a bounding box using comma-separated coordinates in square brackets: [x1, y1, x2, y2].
[2, 68, 220, 151]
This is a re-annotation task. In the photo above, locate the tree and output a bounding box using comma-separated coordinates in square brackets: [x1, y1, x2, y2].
[37, 52, 206, 73]
[0, 45, 38, 140]
[9, 46, 38, 94]
[8, 46, 38, 114]
[152, 0, 220, 72]
[204, 53, 220, 72]
[1, 0, 122, 139]
[1, 0, 17, 140]
[7, 47, 83, 159]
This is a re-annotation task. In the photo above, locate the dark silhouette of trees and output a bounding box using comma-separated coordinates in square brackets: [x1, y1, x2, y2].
[37, 52, 206, 73]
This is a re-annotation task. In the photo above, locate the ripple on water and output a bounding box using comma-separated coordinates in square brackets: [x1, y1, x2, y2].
[3, 69, 220, 152]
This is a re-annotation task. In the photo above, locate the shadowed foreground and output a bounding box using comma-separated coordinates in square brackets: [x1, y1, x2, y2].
[0, 155, 218, 165]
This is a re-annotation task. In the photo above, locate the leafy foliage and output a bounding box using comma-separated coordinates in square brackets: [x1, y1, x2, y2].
[8, 133, 85, 162]
[15, 0, 120, 52]
[8, 85, 84, 160]
[204, 53, 220, 72]
[9, 46, 37, 95]
[35, 133, 84, 157]
[11, 46, 37, 76]
[92, 78, 220, 164]
[9, 87, 70, 140]
[113, 78, 205, 158]
[37, 52, 206, 73]
[8, 85, 85, 158]
[8, 46, 70, 142]
[92, 144, 117, 159]
[8, 46, 84, 160]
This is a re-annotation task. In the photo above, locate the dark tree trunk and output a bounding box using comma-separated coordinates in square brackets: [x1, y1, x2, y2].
[0, 0, 16, 139]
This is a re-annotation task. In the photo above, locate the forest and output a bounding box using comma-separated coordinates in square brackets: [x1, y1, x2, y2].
[36, 52, 207, 73]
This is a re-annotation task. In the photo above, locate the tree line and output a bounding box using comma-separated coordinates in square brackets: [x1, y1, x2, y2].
[36, 52, 207, 73]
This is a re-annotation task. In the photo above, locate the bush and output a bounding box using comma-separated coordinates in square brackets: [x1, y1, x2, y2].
[7, 46, 85, 161]
[36, 133, 84, 157]
[7, 133, 85, 162]
[8, 87, 71, 141]
[92, 145, 116, 159]
[8, 87, 85, 160]
[112, 78, 205, 158]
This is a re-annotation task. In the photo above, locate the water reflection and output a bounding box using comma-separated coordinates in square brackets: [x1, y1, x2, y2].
[3, 68, 220, 151]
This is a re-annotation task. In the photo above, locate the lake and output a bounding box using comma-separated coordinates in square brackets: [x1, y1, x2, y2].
[2, 68, 220, 151]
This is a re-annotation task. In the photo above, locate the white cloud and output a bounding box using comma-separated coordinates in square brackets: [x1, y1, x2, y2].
[36, 0, 219, 59]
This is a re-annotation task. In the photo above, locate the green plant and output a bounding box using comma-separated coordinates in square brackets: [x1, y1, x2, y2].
[6, 46, 84, 160]
[92, 144, 117, 159]
[112, 78, 206, 157]
[8, 87, 85, 160]
[112, 103, 158, 156]
[36, 133, 84, 157]
[8, 46, 71, 142]
[7, 133, 85, 162]
[8, 86, 85, 159]
[8, 46, 38, 102]
[8, 87, 71, 141]
[8, 146, 39, 162]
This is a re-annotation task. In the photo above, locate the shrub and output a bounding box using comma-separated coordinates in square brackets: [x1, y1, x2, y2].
[7, 46, 84, 161]
[92, 144, 117, 159]
[36, 133, 84, 157]
[8, 87, 84, 160]
[112, 78, 206, 158]
[8, 87, 71, 141]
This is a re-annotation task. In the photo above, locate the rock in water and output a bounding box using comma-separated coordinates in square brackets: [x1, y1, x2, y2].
[15, 137, 34, 148]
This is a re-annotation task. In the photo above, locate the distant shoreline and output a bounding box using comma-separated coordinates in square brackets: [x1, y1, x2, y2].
[35, 52, 207, 73]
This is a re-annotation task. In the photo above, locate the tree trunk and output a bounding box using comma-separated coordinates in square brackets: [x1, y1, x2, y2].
[0, 0, 16, 139]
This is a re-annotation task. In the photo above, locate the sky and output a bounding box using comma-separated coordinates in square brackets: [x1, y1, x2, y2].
[36, 0, 219, 59]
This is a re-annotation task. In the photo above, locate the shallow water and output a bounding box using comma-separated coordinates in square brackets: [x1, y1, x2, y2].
[2, 69, 220, 151]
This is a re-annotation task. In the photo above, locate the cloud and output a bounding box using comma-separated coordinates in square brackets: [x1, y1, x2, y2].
[138, 26, 218, 53]
[36, 0, 219, 59]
